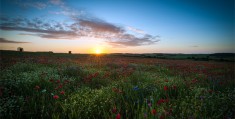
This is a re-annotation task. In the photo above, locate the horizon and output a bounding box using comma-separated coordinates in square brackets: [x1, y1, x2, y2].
[1, 49, 235, 55]
[0, 0, 234, 54]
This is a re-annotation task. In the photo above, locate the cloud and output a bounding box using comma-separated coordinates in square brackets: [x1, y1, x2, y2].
[79, 19, 124, 34]
[0, 16, 160, 46]
[106, 34, 160, 46]
[77, 19, 160, 46]
[0, 2, 160, 47]
[50, 0, 64, 6]
[1, 26, 77, 39]
[0, 38, 30, 43]
[126, 26, 146, 34]
[13, 0, 48, 9]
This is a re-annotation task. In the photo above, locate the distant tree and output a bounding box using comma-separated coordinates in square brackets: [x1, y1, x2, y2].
[17, 47, 23, 52]
[69, 51, 72, 54]
[220, 58, 224, 61]
[206, 56, 210, 60]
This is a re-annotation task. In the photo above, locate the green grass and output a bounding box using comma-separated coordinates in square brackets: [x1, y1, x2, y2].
[0, 59, 234, 119]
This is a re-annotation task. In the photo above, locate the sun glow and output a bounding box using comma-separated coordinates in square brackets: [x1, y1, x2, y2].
[95, 49, 102, 54]
[91, 46, 107, 54]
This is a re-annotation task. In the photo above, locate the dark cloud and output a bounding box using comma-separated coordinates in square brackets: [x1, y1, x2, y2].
[0, 38, 30, 43]
[77, 19, 160, 46]
[1, 26, 77, 39]
[79, 19, 124, 33]
[107, 34, 160, 46]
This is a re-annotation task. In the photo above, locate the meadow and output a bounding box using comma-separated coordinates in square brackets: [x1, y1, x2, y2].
[0, 51, 234, 119]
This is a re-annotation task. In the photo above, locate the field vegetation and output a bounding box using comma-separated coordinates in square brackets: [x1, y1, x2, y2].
[0, 51, 234, 119]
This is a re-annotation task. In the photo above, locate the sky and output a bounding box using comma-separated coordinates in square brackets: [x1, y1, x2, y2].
[0, 0, 234, 54]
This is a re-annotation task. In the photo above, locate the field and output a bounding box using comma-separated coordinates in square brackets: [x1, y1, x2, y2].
[0, 51, 235, 119]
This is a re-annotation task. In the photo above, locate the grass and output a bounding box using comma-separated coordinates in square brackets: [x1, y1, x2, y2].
[0, 55, 234, 119]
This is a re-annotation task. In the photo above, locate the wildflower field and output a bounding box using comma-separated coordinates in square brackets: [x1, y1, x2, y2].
[0, 53, 234, 119]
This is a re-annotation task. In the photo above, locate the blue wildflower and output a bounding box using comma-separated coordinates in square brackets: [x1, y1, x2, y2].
[133, 86, 139, 91]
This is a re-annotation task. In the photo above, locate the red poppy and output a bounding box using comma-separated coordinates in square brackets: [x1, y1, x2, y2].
[172, 85, 177, 90]
[60, 91, 65, 95]
[157, 99, 165, 105]
[34, 85, 40, 90]
[164, 86, 168, 91]
[112, 88, 123, 94]
[164, 98, 169, 103]
[0, 87, 3, 97]
[64, 80, 70, 84]
[56, 80, 60, 83]
[208, 89, 213, 93]
[49, 79, 54, 83]
[191, 79, 198, 84]
[219, 82, 223, 85]
[58, 84, 63, 89]
[53, 95, 59, 99]
[112, 107, 117, 114]
[151, 109, 157, 115]
[169, 108, 173, 114]
[93, 72, 99, 77]
[160, 114, 165, 119]
[116, 113, 121, 119]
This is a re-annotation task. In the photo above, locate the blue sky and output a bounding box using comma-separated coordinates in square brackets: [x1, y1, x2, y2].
[0, 0, 234, 53]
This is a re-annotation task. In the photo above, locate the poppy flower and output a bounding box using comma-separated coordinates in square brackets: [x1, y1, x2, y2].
[151, 109, 157, 115]
[58, 84, 63, 89]
[169, 108, 173, 115]
[34, 85, 40, 90]
[164, 86, 168, 91]
[64, 80, 70, 84]
[0, 87, 2, 97]
[116, 113, 121, 119]
[160, 114, 165, 119]
[49, 79, 54, 83]
[93, 72, 99, 77]
[112, 107, 117, 114]
[191, 79, 198, 84]
[53, 95, 59, 99]
[56, 80, 60, 83]
[164, 98, 169, 103]
[60, 91, 65, 95]
[208, 89, 213, 93]
[219, 82, 223, 85]
[157, 99, 165, 105]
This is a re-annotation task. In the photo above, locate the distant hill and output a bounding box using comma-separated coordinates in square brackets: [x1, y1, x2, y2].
[0, 50, 234, 62]
[209, 53, 235, 57]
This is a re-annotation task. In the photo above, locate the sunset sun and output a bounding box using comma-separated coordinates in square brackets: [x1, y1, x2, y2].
[95, 49, 101, 54]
